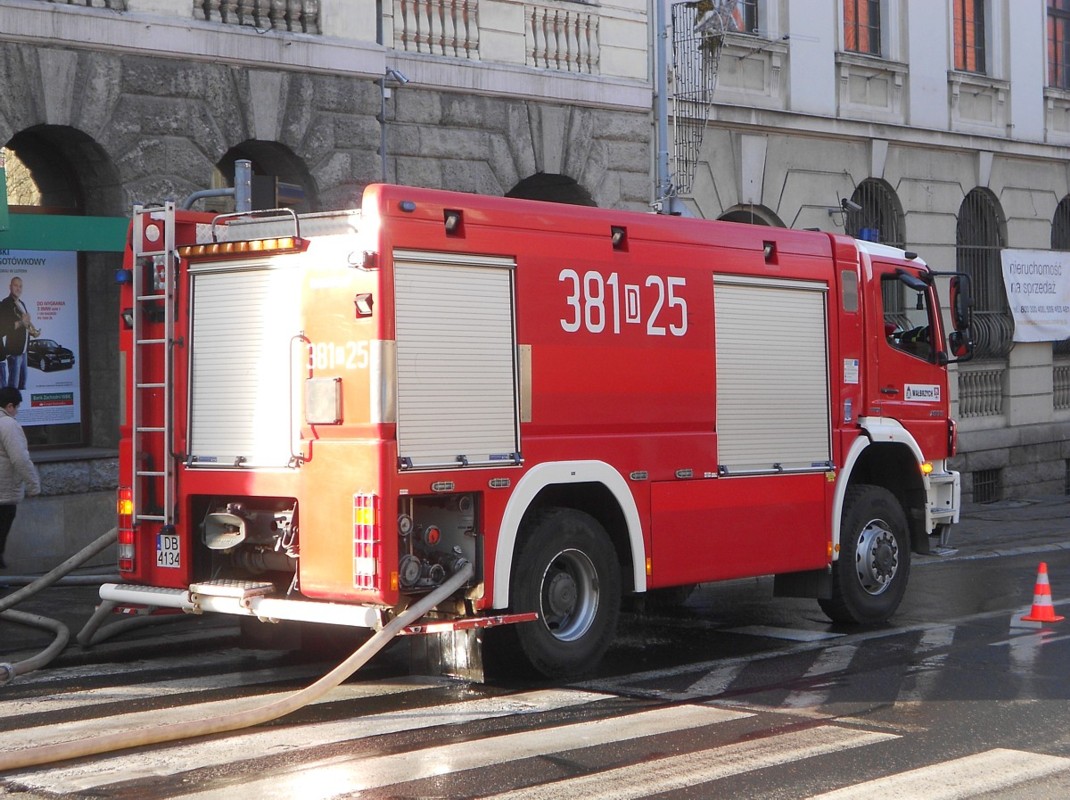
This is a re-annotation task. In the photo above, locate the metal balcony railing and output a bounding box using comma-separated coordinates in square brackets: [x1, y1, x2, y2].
[1055, 360, 1070, 411]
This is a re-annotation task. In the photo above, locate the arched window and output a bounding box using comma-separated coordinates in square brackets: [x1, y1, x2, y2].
[217, 141, 318, 213]
[957, 188, 1010, 359]
[844, 179, 906, 317]
[1052, 195, 1070, 355]
[506, 174, 596, 206]
[718, 204, 782, 226]
[844, 178, 905, 248]
[1053, 195, 1070, 249]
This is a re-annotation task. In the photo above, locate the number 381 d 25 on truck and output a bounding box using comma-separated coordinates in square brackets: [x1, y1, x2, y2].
[101, 184, 973, 678]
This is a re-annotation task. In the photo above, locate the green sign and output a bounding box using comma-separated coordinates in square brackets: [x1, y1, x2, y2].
[0, 213, 127, 252]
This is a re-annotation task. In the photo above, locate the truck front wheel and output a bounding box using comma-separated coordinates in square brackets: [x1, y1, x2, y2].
[819, 485, 910, 625]
[511, 508, 621, 679]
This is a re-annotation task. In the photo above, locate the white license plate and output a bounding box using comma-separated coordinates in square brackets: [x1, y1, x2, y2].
[156, 533, 181, 568]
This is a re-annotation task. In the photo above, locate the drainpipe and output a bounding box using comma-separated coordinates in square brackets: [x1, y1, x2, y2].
[654, 1, 689, 215]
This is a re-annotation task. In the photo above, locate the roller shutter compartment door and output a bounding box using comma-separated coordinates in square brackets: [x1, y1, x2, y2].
[714, 275, 831, 474]
[394, 251, 520, 470]
[188, 262, 302, 468]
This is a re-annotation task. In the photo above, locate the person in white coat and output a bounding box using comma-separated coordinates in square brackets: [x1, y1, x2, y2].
[0, 387, 40, 568]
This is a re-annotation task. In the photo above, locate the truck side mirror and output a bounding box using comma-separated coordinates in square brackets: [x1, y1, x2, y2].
[948, 330, 973, 361]
[950, 274, 973, 331]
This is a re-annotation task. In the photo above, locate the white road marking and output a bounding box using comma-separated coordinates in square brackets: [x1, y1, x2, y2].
[483, 725, 897, 800]
[806, 747, 1070, 799]
[13, 688, 613, 793]
[166, 704, 751, 800]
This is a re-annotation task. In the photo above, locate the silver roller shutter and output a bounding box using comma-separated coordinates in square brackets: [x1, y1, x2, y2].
[394, 250, 520, 470]
[714, 275, 831, 473]
[188, 261, 302, 468]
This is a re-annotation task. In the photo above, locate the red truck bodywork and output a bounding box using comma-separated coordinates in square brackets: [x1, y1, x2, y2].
[104, 184, 965, 677]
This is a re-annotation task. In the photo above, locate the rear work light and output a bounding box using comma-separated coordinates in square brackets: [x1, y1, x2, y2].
[117, 487, 135, 572]
[177, 236, 308, 260]
[353, 493, 381, 591]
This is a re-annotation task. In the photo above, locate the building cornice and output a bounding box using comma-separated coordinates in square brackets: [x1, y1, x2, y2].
[0, 0, 651, 112]
[710, 103, 1068, 163]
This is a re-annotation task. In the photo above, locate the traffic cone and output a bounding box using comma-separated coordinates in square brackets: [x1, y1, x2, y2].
[1021, 562, 1064, 623]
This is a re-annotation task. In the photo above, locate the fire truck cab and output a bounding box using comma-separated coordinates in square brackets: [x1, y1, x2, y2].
[102, 184, 971, 678]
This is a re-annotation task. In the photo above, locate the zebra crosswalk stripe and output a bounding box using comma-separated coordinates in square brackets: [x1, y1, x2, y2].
[483, 725, 897, 800]
[806, 747, 1070, 799]
[165, 704, 751, 800]
[8, 687, 612, 793]
[0, 662, 351, 716]
[6, 681, 428, 750]
[780, 644, 859, 709]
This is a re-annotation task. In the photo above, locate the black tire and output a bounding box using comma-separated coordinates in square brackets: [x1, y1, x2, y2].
[511, 508, 621, 679]
[819, 485, 910, 625]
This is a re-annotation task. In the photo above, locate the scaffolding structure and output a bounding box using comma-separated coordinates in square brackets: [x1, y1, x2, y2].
[668, 1, 727, 197]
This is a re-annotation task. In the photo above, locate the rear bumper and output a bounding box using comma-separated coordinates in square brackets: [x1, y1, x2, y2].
[98, 582, 538, 634]
[99, 582, 384, 629]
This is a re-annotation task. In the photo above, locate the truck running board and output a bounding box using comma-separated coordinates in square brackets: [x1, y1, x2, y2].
[97, 583, 537, 635]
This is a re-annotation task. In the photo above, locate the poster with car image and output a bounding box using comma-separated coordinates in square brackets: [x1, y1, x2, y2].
[0, 249, 81, 427]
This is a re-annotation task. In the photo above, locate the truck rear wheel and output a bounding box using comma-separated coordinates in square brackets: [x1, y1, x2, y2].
[819, 485, 910, 625]
[511, 508, 621, 679]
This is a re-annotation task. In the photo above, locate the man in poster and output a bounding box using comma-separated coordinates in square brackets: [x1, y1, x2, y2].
[0, 276, 39, 390]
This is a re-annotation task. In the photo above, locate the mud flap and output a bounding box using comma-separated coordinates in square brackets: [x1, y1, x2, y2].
[774, 568, 833, 600]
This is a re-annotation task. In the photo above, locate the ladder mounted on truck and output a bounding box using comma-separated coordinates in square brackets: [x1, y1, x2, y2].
[129, 202, 178, 530]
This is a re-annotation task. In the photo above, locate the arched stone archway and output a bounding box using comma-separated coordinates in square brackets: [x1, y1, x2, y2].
[718, 204, 784, 226]
[488, 103, 618, 209]
[506, 173, 596, 206]
[217, 140, 319, 213]
[5, 125, 123, 214]
[3, 124, 124, 451]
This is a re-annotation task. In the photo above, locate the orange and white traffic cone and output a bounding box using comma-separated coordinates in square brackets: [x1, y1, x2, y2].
[1022, 562, 1064, 623]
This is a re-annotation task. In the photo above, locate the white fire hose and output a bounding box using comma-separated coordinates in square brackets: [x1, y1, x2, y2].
[0, 528, 118, 686]
[0, 560, 474, 772]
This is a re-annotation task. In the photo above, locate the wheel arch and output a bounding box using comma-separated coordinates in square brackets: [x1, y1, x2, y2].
[837, 420, 928, 556]
[492, 461, 645, 609]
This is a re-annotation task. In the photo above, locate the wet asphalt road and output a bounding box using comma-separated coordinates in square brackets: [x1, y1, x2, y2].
[2, 496, 1070, 797]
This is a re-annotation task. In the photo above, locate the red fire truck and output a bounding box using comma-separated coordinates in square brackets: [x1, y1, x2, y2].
[101, 184, 972, 678]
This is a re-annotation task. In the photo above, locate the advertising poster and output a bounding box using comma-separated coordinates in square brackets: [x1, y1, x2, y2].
[1001, 249, 1070, 342]
[0, 249, 81, 427]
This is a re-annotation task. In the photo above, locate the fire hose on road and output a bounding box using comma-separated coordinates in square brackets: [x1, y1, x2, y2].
[0, 560, 474, 772]
[0, 527, 118, 686]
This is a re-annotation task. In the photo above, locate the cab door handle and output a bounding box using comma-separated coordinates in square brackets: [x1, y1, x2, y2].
[880, 386, 899, 395]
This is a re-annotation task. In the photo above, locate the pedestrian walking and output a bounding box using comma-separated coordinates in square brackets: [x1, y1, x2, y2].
[0, 387, 40, 568]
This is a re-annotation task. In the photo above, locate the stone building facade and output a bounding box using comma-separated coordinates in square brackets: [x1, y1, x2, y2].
[1, 0, 1068, 570]
[671, 0, 1070, 504]
[0, 0, 652, 569]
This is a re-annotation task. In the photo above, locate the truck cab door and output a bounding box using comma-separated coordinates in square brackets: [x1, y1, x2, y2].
[871, 261, 949, 457]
